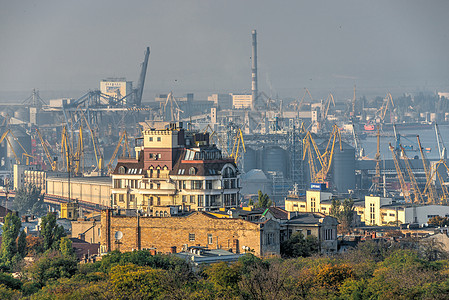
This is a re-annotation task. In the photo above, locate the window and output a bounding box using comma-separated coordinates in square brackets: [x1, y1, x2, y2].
[149, 137, 153, 142]
[118, 166, 126, 174]
[68, 212, 72, 218]
[198, 195, 204, 206]
[157, 169, 160, 178]
[157, 197, 161, 206]
[389, 213, 395, 217]
[208, 234, 213, 244]
[119, 194, 124, 202]
[98, 228, 101, 237]
[307, 230, 311, 236]
[189, 233, 195, 241]
[157, 137, 161, 142]
[190, 195, 196, 204]
[182, 195, 187, 203]
[191, 180, 202, 189]
[149, 196, 154, 206]
[370, 203, 375, 224]
[189, 167, 196, 175]
[206, 180, 213, 189]
[311, 198, 316, 212]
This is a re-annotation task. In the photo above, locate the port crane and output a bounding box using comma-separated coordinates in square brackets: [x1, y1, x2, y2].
[417, 135, 437, 203]
[389, 143, 412, 202]
[303, 125, 341, 183]
[291, 88, 314, 112]
[323, 93, 336, 120]
[400, 146, 424, 204]
[107, 130, 131, 174]
[36, 128, 57, 171]
[230, 128, 246, 166]
[378, 92, 394, 122]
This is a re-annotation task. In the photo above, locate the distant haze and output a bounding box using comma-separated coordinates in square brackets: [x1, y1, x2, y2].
[1, 0, 449, 102]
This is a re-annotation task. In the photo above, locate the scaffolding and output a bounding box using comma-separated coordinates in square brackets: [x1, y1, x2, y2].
[288, 122, 305, 192]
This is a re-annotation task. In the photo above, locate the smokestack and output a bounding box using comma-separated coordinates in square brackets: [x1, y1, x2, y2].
[251, 30, 258, 110]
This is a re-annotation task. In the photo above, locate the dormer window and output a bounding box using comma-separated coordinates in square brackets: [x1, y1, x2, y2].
[118, 166, 126, 174]
[189, 167, 196, 175]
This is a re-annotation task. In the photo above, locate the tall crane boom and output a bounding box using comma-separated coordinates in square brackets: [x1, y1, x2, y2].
[36, 128, 57, 171]
[135, 47, 150, 106]
[417, 135, 437, 203]
[389, 143, 411, 202]
[400, 146, 424, 204]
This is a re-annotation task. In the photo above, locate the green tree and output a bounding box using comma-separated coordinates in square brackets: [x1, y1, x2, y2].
[428, 216, 449, 227]
[28, 250, 78, 287]
[0, 213, 22, 268]
[280, 231, 319, 258]
[17, 230, 27, 258]
[256, 190, 272, 208]
[12, 184, 46, 216]
[60, 237, 74, 258]
[330, 198, 354, 233]
[40, 212, 66, 251]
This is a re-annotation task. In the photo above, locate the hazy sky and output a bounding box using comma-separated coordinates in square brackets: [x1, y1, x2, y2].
[1, 0, 449, 102]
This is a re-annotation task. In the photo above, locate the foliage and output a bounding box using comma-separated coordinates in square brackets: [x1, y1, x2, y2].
[204, 262, 241, 298]
[27, 250, 78, 287]
[280, 231, 319, 258]
[25, 236, 43, 256]
[12, 184, 46, 216]
[17, 230, 27, 258]
[255, 190, 272, 208]
[98, 250, 192, 276]
[428, 216, 449, 227]
[330, 198, 355, 233]
[59, 237, 74, 258]
[0, 273, 22, 290]
[0, 213, 23, 269]
[0, 284, 21, 300]
[40, 212, 66, 251]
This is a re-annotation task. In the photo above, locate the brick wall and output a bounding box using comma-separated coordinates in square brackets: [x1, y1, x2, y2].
[101, 210, 280, 257]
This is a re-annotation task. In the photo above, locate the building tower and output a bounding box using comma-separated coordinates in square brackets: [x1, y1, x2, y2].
[251, 30, 258, 110]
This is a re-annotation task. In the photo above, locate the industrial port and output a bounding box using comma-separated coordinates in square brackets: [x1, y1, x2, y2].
[1, 29, 449, 211]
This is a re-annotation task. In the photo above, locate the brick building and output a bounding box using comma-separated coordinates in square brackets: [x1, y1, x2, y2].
[100, 209, 280, 257]
[111, 122, 240, 213]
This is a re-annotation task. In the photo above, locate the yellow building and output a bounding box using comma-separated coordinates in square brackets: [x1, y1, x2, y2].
[111, 122, 240, 214]
[285, 189, 333, 214]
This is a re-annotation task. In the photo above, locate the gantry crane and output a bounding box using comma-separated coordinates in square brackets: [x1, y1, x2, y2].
[291, 88, 314, 112]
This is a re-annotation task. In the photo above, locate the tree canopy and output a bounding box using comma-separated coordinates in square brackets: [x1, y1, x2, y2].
[12, 184, 46, 216]
[40, 212, 66, 251]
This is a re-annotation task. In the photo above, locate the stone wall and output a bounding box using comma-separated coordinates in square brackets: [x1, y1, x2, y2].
[101, 210, 280, 257]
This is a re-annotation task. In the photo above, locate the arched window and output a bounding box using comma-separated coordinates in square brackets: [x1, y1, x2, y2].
[189, 167, 196, 175]
[223, 167, 235, 178]
[118, 166, 126, 174]
[164, 211, 168, 217]
[155, 211, 159, 217]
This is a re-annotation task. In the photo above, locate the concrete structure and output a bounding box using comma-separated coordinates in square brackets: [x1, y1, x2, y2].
[14, 164, 40, 190]
[111, 122, 240, 213]
[231, 94, 253, 109]
[100, 78, 133, 105]
[251, 29, 258, 110]
[46, 176, 112, 208]
[100, 210, 280, 257]
[207, 94, 232, 110]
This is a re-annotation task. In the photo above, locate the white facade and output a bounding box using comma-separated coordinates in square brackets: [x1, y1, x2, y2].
[405, 205, 449, 225]
[100, 79, 133, 104]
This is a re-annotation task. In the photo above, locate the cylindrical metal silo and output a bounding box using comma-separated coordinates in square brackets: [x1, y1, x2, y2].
[7, 126, 31, 164]
[243, 146, 257, 173]
[332, 141, 356, 193]
[14, 107, 30, 122]
[262, 146, 288, 177]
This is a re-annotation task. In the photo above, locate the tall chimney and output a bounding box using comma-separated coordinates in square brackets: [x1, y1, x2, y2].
[251, 30, 258, 110]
